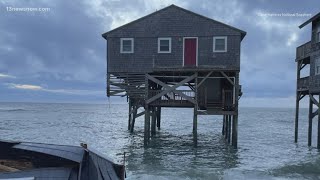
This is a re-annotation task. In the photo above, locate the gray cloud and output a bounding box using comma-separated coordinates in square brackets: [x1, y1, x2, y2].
[0, 73, 16, 79]
[0, 0, 319, 106]
[6, 83, 105, 96]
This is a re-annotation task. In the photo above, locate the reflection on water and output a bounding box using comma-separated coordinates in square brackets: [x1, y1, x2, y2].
[0, 103, 319, 179]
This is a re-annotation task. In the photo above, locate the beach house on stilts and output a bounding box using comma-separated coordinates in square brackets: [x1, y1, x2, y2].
[102, 5, 246, 148]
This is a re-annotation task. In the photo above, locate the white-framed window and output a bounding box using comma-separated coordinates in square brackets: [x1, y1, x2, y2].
[120, 38, 134, 53]
[158, 37, 171, 53]
[213, 36, 227, 52]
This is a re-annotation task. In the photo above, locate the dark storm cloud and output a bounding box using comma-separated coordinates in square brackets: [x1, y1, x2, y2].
[0, 0, 319, 106]
[0, 0, 111, 82]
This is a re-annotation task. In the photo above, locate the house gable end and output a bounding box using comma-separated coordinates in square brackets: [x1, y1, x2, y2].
[102, 5, 246, 40]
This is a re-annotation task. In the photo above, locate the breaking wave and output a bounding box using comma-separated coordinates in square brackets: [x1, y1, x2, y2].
[0, 108, 27, 112]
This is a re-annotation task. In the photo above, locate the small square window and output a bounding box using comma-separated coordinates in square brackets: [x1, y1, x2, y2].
[158, 38, 171, 53]
[120, 38, 134, 53]
[213, 36, 227, 52]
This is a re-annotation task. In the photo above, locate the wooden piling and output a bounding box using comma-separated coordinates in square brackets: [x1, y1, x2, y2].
[193, 105, 198, 146]
[225, 115, 229, 140]
[157, 107, 161, 130]
[232, 115, 238, 148]
[228, 115, 231, 142]
[295, 62, 301, 143]
[295, 93, 300, 143]
[151, 107, 156, 136]
[222, 115, 225, 135]
[144, 106, 150, 146]
[308, 97, 313, 146]
[130, 106, 137, 133]
[193, 73, 198, 147]
[128, 99, 132, 130]
[318, 95, 320, 149]
[232, 73, 239, 148]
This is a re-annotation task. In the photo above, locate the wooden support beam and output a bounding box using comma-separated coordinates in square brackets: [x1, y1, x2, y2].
[157, 107, 161, 130]
[130, 106, 137, 133]
[225, 115, 229, 140]
[193, 73, 198, 147]
[151, 107, 156, 136]
[227, 115, 231, 144]
[310, 95, 319, 107]
[295, 61, 301, 143]
[295, 91, 300, 143]
[107, 72, 110, 86]
[144, 76, 150, 146]
[136, 111, 145, 118]
[146, 74, 196, 104]
[175, 90, 196, 104]
[144, 106, 150, 146]
[308, 97, 313, 146]
[128, 99, 132, 130]
[222, 115, 226, 135]
[318, 95, 320, 149]
[188, 82, 195, 91]
[299, 93, 306, 100]
[197, 71, 213, 88]
[232, 115, 238, 148]
[193, 106, 198, 147]
[232, 72, 239, 148]
[300, 63, 307, 70]
[220, 71, 234, 86]
[311, 109, 318, 119]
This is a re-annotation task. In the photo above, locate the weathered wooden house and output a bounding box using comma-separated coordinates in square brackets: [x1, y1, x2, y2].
[295, 12, 320, 148]
[102, 5, 246, 148]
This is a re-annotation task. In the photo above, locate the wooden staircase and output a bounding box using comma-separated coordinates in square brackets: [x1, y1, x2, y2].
[108, 73, 146, 99]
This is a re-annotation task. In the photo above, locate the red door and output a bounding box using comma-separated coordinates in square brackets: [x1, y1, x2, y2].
[184, 38, 197, 66]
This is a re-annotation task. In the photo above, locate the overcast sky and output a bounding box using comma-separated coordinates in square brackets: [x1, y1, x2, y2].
[0, 0, 318, 107]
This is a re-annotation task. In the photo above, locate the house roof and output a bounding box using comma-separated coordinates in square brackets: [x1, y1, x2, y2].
[102, 4, 246, 40]
[299, 12, 320, 29]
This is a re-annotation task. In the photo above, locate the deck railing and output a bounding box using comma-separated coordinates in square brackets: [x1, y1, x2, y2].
[297, 76, 309, 90]
[296, 41, 311, 60]
[149, 90, 195, 106]
[148, 88, 235, 110]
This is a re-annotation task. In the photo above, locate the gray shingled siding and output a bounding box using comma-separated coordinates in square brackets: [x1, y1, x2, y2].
[311, 19, 320, 44]
[309, 49, 320, 93]
[106, 6, 242, 73]
[107, 35, 240, 72]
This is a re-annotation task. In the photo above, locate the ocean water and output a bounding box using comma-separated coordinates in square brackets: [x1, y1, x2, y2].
[0, 102, 319, 179]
